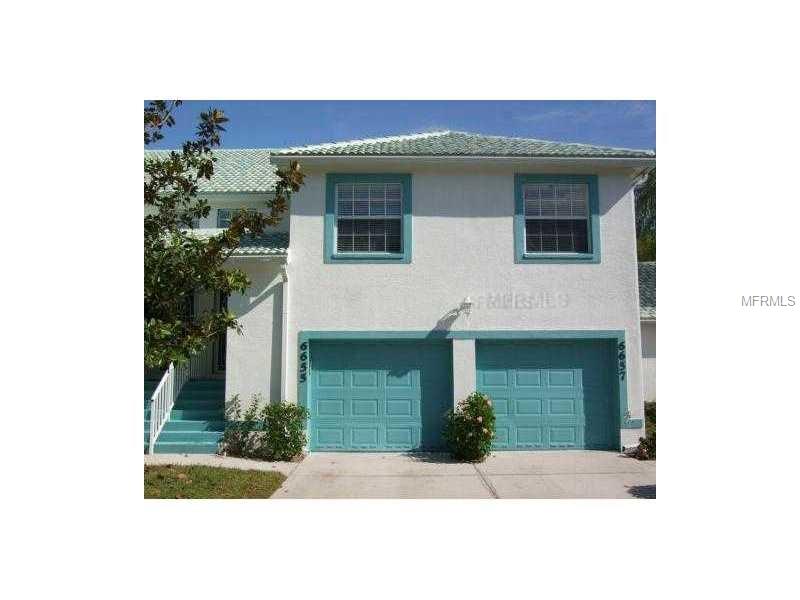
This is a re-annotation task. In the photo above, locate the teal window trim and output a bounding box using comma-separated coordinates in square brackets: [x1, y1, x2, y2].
[324, 173, 412, 264]
[514, 174, 601, 264]
[297, 329, 631, 446]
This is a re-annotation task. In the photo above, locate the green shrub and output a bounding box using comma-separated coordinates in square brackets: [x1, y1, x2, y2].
[222, 395, 309, 461]
[443, 392, 496, 462]
[261, 402, 309, 461]
[644, 401, 656, 432]
[634, 401, 656, 460]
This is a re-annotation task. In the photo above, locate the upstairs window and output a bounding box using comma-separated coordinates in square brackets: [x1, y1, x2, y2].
[325, 174, 412, 263]
[217, 208, 232, 228]
[335, 182, 403, 253]
[514, 174, 600, 263]
[524, 183, 589, 253]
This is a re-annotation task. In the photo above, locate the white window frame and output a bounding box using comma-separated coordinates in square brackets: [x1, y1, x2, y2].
[334, 182, 403, 254]
[523, 182, 590, 254]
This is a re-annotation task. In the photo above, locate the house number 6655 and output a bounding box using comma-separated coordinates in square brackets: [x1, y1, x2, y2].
[299, 342, 308, 383]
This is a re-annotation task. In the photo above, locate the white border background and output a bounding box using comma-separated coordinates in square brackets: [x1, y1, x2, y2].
[2, 1, 798, 598]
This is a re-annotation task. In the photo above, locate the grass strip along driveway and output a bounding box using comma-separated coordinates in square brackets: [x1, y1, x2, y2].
[144, 465, 286, 499]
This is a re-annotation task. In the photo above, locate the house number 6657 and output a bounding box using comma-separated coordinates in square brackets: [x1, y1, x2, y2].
[299, 342, 308, 383]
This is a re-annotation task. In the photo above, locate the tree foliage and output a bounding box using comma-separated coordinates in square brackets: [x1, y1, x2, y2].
[635, 168, 656, 261]
[144, 101, 305, 368]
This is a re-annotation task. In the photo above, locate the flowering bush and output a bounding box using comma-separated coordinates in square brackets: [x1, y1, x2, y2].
[443, 392, 496, 462]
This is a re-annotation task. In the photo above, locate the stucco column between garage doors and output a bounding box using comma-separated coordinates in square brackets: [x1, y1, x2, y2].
[452, 338, 476, 406]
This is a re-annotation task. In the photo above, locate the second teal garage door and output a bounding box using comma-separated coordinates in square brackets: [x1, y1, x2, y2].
[309, 341, 452, 451]
[476, 340, 618, 450]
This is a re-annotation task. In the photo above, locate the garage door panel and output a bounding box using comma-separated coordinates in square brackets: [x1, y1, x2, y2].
[315, 424, 346, 449]
[387, 369, 414, 387]
[385, 425, 419, 448]
[548, 397, 578, 415]
[515, 370, 543, 387]
[385, 398, 415, 417]
[548, 426, 578, 447]
[481, 369, 509, 386]
[489, 396, 510, 416]
[351, 398, 379, 416]
[350, 426, 380, 449]
[317, 398, 346, 417]
[477, 340, 616, 450]
[351, 371, 379, 388]
[493, 425, 511, 448]
[548, 370, 577, 387]
[317, 371, 345, 388]
[515, 397, 543, 415]
[516, 427, 545, 447]
[309, 341, 451, 451]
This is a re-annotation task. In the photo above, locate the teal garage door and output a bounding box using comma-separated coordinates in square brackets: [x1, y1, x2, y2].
[309, 341, 452, 451]
[476, 340, 617, 450]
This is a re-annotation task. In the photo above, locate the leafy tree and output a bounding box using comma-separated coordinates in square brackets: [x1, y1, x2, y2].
[144, 101, 304, 369]
[635, 167, 655, 261]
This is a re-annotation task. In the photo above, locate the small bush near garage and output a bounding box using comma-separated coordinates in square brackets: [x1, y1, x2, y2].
[443, 392, 496, 462]
[633, 401, 656, 460]
[222, 395, 309, 461]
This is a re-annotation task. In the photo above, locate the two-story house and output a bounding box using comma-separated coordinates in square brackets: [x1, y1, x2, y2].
[144, 131, 655, 454]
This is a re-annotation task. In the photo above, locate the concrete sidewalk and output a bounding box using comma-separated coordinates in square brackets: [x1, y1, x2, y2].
[144, 453, 298, 477]
[275, 451, 656, 499]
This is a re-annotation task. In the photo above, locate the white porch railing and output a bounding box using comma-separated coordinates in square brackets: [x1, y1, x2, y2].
[146, 344, 217, 453]
[147, 361, 189, 454]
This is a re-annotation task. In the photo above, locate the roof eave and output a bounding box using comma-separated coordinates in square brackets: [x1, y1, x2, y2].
[271, 154, 655, 167]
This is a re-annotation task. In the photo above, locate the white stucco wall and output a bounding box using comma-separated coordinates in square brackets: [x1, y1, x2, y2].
[279, 160, 646, 447]
[224, 261, 285, 406]
[452, 339, 477, 406]
[640, 320, 656, 403]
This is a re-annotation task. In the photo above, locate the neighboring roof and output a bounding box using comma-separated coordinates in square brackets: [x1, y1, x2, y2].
[187, 229, 288, 257]
[271, 130, 655, 159]
[144, 149, 278, 193]
[638, 262, 656, 319]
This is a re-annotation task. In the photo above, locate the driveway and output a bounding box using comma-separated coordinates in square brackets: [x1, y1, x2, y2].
[275, 451, 656, 499]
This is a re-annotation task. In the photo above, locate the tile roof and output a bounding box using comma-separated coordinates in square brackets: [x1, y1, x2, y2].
[144, 149, 279, 192]
[187, 229, 288, 257]
[271, 130, 655, 159]
[638, 262, 656, 319]
[145, 132, 653, 192]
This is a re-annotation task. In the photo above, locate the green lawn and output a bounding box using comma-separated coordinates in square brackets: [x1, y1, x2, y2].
[144, 465, 286, 499]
